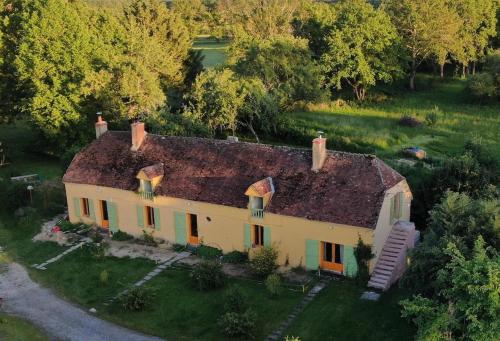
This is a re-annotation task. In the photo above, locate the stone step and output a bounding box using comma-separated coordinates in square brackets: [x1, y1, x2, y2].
[374, 268, 392, 276]
[385, 243, 405, 250]
[376, 263, 395, 271]
[387, 238, 406, 245]
[369, 276, 388, 285]
[368, 280, 386, 289]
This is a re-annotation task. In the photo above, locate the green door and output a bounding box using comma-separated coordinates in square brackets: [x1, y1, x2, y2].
[174, 211, 187, 245]
[244, 224, 251, 249]
[305, 239, 319, 270]
[107, 202, 119, 233]
[343, 245, 358, 278]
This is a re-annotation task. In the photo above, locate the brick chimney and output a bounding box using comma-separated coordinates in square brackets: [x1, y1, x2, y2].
[131, 122, 146, 151]
[95, 112, 108, 139]
[311, 132, 327, 172]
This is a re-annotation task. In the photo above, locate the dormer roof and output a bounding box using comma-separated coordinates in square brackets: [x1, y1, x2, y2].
[137, 163, 164, 180]
[245, 177, 275, 197]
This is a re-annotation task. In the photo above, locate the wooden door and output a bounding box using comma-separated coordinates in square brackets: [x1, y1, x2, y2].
[320, 242, 344, 273]
[188, 214, 199, 245]
[101, 200, 109, 229]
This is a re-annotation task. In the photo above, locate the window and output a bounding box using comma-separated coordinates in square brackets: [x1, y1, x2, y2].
[323, 242, 343, 264]
[140, 179, 153, 193]
[189, 214, 198, 237]
[145, 206, 155, 228]
[253, 225, 264, 247]
[249, 196, 264, 210]
[81, 198, 90, 216]
[390, 192, 403, 222]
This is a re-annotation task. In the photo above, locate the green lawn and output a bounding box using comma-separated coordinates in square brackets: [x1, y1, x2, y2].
[280, 77, 500, 161]
[0, 313, 49, 341]
[104, 267, 304, 341]
[193, 36, 229, 68]
[286, 280, 414, 341]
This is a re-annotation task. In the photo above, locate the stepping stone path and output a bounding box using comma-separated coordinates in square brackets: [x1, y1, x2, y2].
[32, 241, 88, 270]
[107, 251, 191, 305]
[360, 291, 381, 301]
[265, 276, 332, 341]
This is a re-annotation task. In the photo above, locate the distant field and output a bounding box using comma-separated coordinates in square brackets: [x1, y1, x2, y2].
[193, 36, 229, 68]
[278, 77, 500, 162]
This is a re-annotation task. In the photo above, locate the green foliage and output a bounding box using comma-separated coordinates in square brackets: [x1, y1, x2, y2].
[265, 273, 282, 297]
[398, 114, 421, 128]
[401, 237, 500, 340]
[57, 220, 81, 232]
[111, 230, 134, 241]
[218, 285, 256, 338]
[141, 229, 157, 247]
[223, 250, 248, 264]
[425, 106, 441, 126]
[99, 269, 109, 285]
[0, 179, 29, 211]
[145, 109, 210, 138]
[88, 241, 108, 260]
[91, 231, 104, 244]
[172, 243, 187, 252]
[196, 245, 223, 260]
[353, 237, 374, 285]
[285, 337, 301, 341]
[184, 69, 245, 135]
[190, 260, 226, 291]
[231, 36, 324, 108]
[249, 246, 279, 278]
[118, 285, 156, 311]
[320, 0, 401, 100]
[467, 50, 500, 101]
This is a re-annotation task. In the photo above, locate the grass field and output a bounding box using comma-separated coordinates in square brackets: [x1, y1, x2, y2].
[0, 313, 49, 341]
[279, 77, 500, 161]
[193, 36, 229, 68]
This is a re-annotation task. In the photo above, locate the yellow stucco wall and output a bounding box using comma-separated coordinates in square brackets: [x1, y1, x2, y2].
[64, 179, 411, 271]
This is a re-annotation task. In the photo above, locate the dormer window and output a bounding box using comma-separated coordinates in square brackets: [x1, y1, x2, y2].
[136, 163, 164, 200]
[245, 177, 275, 219]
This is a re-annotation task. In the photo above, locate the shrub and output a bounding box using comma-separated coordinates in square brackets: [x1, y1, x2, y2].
[112, 230, 134, 241]
[196, 245, 223, 260]
[223, 250, 248, 264]
[118, 286, 156, 311]
[190, 260, 226, 291]
[88, 242, 108, 260]
[354, 237, 374, 285]
[224, 286, 248, 313]
[218, 310, 257, 338]
[250, 246, 279, 278]
[0, 179, 29, 211]
[218, 286, 256, 338]
[425, 106, 441, 126]
[91, 231, 103, 243]
[58, 220, 79, 232]
[398, 114, 421, 128]
[265, 273, 282, 297]
[172, 243, 186, 252]
[99, 270, 109, 285]
[141, 230, 157, 247]
[285, 337, 301, 341]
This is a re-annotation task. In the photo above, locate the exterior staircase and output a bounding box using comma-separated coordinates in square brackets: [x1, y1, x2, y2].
[368, 221, 416, 291]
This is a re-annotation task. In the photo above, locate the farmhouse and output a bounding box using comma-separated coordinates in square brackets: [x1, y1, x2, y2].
[63, 116, 417, 290]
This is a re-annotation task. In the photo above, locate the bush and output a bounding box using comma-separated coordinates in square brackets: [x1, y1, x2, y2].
[353, 237, 374, 285]
[99, 269, 109, 285]
[223, 250, 248, 264]
[218, 286, 256, 338]
[398, 114, 421, 128]
[91, 231, 103, 243]
[250, 246, 279, 278]
[112, 230, 134, 241]
[118, 286, 156, 311]
[0, 179, 29, 211]
[196, 245, 223, 260]
[58, 220, 80, 232]
[265, 273, 282, 297]
[88, 241, 108, 260]
[190, 260, 226, 291]
[425, 106, 440, 126]
[141, 230, 157, 247]
[285, 337, 301, 341]
[172, 243, 186, 252]
[218, 310, 257, 338]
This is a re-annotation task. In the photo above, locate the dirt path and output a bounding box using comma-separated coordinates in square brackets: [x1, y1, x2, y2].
[0, 263, 163, 341]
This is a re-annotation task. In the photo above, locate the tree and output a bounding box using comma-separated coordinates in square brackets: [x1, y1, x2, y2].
[231, 36, 323, 108]
[320, 0, 401, 100]
[382, 0, 460, 90]
[170, 0, 209, 36]
[467, 50, 500, 101]
[401, 237, 500, 340]
[452, 0, 498, 76]
[431, 6, 462, 79]
[184, 69, 245, 136]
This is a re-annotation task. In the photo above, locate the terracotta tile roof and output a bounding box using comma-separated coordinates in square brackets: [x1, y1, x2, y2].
[63, 131, 405, 228]
[139, 163, 164, 179]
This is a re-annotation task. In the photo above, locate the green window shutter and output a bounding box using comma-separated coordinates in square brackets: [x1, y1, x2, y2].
[264, 226, 271, 247]
[88, 199, 95, 221]
[153, 208, 161, 231]
[73, 198, 81, 218]
[107, 202, 119, 233]
[244, 224, 251, 249]
[136, 205, 144, 228]
[305, 239, 319, 270]
[389, 195, 395, 223]
[398, 192, 404, 219]
[343, 245, 358, 278]
[174, 212, 187, 245]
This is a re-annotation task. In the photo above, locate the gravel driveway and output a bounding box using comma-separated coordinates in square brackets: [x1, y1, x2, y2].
[0, 263, 163, 341]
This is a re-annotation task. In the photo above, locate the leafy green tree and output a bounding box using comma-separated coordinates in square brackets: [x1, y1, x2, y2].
[431, 6, 462, 79]
[320, 0, 401, 100]
[382, 0, 460, 90]
[401, 237, 500, 340]
[184, 69, 245, 135]
[170, 0, 208, 36]
[467, 49, 500, 101]
[452, 0, 498, 76]
[231, 36, 323, 108]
